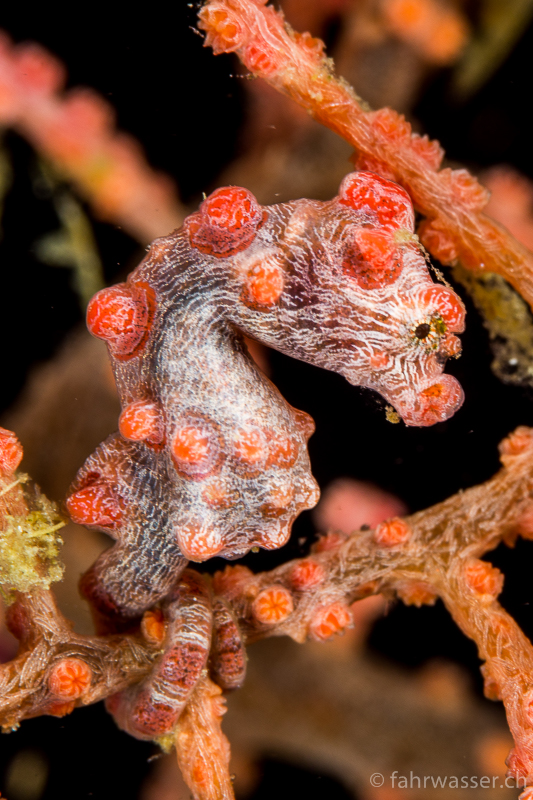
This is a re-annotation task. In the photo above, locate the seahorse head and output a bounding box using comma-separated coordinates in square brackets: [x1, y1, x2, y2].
[189, 172, 465, 427]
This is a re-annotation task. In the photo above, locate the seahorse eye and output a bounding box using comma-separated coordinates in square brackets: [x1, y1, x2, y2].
[414, 323, 431, 339]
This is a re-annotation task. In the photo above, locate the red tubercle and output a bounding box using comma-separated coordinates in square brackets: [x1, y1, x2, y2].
[186, 186, 266, 258]
[233, 425, 267, 468]
[252, 586, 294, 624]
[171, 414, 223, 480]
[292, 30, 326, 60]
[499, 426, 533, 461]
[48, 658, 92, 699]
[255, 520, 292, 550]
[417, 218, 458, 265]
[338, 170, 414, 231]
[173, 427, 209, 463]
[198, 4, 245, 53]
[439, 333, 462, 359]
[66, 482, 124, 529]
[86, 281, 156, 360]
[46, 701, 76, 718]
[293, 409, 316, 440]
[415, 374, 464, 427]
[396, 581, 438, 607]
[374, 517, 411, 546]
[440, 168, 490, 211]
[370, 108, 413, 146]
[59, 88, 114, 139]
[243, 258, 285, 308]
[210, 599, 247, 690]
[505, 748, 529, 783]
[410, 133, 444, 171]
[242, 40, 280, 75]
[288, 559, 325, 591]
[355, 581, 381, 599]
[177, 523, 224, 561]
[464, 559, 503, 599]
[481, 665, 502, 701]
[5, 601, 32, 642]
[309, 603, 353, 640]
[119, 400, 165, 446]
[342, 228, 402, 290]
[0, 427, 23, 475]
[417, 285, 466, 332]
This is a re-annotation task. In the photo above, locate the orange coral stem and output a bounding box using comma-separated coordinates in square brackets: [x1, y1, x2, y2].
[199, 0, 533, 309]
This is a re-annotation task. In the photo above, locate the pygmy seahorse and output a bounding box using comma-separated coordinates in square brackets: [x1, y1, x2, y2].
[66, 170, 465, 632]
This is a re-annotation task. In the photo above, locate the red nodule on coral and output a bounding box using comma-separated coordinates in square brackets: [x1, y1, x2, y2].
[128, 696, 180, 738]
[374, 517, 411, 547]
[396, 581, 438, 607]
[252, 586, 294, 624]
[233, 425, 268, 470]
[464, 559, 504, 599]
[198, 5, 245, 53]
[289, 560, 326, 591]
[48, 658, 92, 699]
[86, 282, 155, 359]
[499, 426, 533, 461]
[310, 603, 353, 640]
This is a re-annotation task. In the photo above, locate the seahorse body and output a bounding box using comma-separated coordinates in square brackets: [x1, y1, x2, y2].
[67, 171, 465, 627]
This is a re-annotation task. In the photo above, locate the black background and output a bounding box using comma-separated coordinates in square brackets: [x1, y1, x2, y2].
[2, 2, 533, 797]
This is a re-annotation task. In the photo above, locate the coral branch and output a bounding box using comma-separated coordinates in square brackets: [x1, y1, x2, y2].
[0, 589, 159, 729]
[0, 33, 183, 243]
[211, 426, 533, 786]
[198, 0, 533, 309]
[173, 675, 234, 800]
